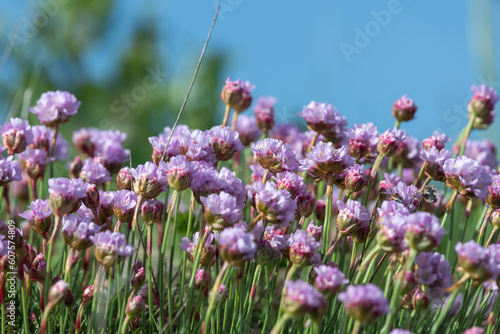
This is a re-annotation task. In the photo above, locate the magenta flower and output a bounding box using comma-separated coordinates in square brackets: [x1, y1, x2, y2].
[415, 252, 453, 301]
[390, 330, 413, 334]
[113, 190, 138, 223]
[252, 138, 299, 174]
[254, 96, 276, 132]
[287, 230, 321, 267]
[178, 129, 217, 164]
[220, 77, 255, 112]
[380, 173, 402, 191]
[464, 328, 485, 334]
[235, 115, 262, 146]
[346, 123, 379, 161]
[0, 156, 22, 186]
[206, 126, 244, 161]
[421, 131, 450, 151]
[273, 171, 307, 199]
[444, 156, 492, 200]
[148, 133, 181, 164]
[301, 142, 354, 179]
[48, 178, 88, 216]
[377, 214, 408, 253]
[98, 191, 116, 222]
[455, 241, 496, 282]
[89, 230, 134, 267]
[296, 190, 316, 218]
[18, 149, 54, 181]
[30, 91, 81, 126]
[130, 161, 168, 199]
[306, 221, 323, 241]
[116, 167, 133, 191]
[313, 265, 349, 298]
[217, 226, 256, 266]
[200, 191, 243, 230]
[468, 84, 499, 117]
[141, 198, 164, 225]
[404, 212, 445, 251]
[377, 128, 407, 157]
[30, 125, 69, 160]
[338, 283, 389, 323]
[420, 147, 451, 181]
[486, 175, 500, 208]
[392, 94, 417, 122]
[79, 158, 112, 186]
[93, 141, 130, 174]
[159, 155, 195, 191]
[0, 117, 33, 155]
[62, 215, 100, 251]
[336, 199, 370, 238]
[179, 231, 216, 265]
[255, 182, 297, 227]
[297, 101, 347, 143]
[345, 164, 368, 193]
[19, 199, 52, 235]
[283, 280, 326, 319]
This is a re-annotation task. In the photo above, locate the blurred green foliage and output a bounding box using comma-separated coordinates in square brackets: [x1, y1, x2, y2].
[1, 0, 224, 166]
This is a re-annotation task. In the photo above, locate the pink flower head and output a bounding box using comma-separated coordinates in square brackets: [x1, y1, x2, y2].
[19, 199, 52, 235]
[179, 231, 215, 265]
[130, 161, 168, 199]
[377, 128, 407, 157]
[200, 191, 243, 230]
[392, 94, 417, 122]
[336, 199, 370, 237]
[89, 230, 134, 267]
[159, 155, 195, 191]
[113, 190, 138, 223]
[254, 96, 276, 132]
[421, 131, 450, 151]
[206, 126, 244, 161]
[18, 148, 54, 181]
[415, 252, 453, 301]
[255, 181, 297, 228]
[273, 171, 307, 199]
[287, 229, 321, 267]
[338, 283, 389, 323]
[404, 212, 445, 251]
[420, 147, 452, 181]
[48, 178, 88, 216]
[346, 123, 379, 161]
[444, 156, 492, 200]
[468, 84, 499, 117]
[345, 164, 368, 193]
[465, 140, 498, 171]
[283, 280, 326, 319]
[30, 91, 81, 126]
[30, 125, 69, 160]
[313, 265, 349, 298]
[0, 117, 33, 155]
[487, 174, 500, 208]
[252, 138, 299, 174]
[385, 182, 422, 213]
[296, 190, 316, 218]
[62, 215, 100, 251]
[455, 241, 496, 282]
[298, 101, 347, 143]
[306, 221, 323, 241]
[377, 214, 408, 253]
[300, 142, 354, 179]
[79, 158, 112, 186]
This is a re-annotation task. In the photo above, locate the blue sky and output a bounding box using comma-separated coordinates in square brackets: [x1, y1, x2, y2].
[2, 0, 499, 143]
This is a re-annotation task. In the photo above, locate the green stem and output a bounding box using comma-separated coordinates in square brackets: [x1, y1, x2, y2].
[21, 278, 29, 334]
[322, 176, 334, 257]
[203, 262, 231, 333]
[458, 115, 476, 157]
[147, 224, 154, 334]
[179, 192, 195, 321]
[168, 190, 182, 324]
[270, 313, 292, 334]
[478, 206, 493, 245]
[244, 265, 262, 331]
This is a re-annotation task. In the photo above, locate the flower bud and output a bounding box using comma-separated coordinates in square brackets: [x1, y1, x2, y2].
[345, 165, 368, 194]
[296, 191, 315, 218]
[306, 222, 323, 242]
[489, 209, 500, 228]
[377, 129, 406, 157]
[209, 284, 229, 305]
[126, 295, 146, 319]
[254, 239, 280, 266]
[194, 269, 211, 293]
[411, 289, 430, 311]
[48, 280, 69, 308]
[283, 280, 326, 320]
[84, 184, 100, 211]
[254, 96, 276, 133]
[0, 118, 33, 155]
[116, 167, 133, 191]
[468, 84, 498, 118]
[315, 200, 326, 222]
[131, 262, 145, 292]
[220, 77, 254, 112]
[396, 270, 416, 295]
[141, 199, 163, 225]
[392, 95, 417, 123]
[82, 285, 94, 305]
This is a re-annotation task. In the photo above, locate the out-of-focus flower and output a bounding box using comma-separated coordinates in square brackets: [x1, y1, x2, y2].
[298, 101, 347, 144]
[0, 156, 22, 186]
[48, 178, 87, 216]
[235, 115, 262, 146]
[487, 175, 500, 209]
[465, 140, 499, 171]
[217, 226, 256, 266]
[338, 283, 390, 323]
[18, 149, 54, 181]
[90, 230, 134, 267]
[455, 241, 496, 282]
[336, 199, 370, 238]
[422, 131, 450, 151]
[444, 156, 492, 200]
[283, 280, 326, 319]
[468, 84, 499, 118]
[313, 265, 349, 298]
[385, 182, 422, 213]
[296, 190, 315, 218]
[0, 118, 33, 155]
[287, 230, 321, 267]
[464, 327, 485, 334]
[392, 94, 417, 123]
[254, 96, 276, 133]
[79, 159, 112, 186]
[345, 164, 368, 194]
[405, 212, 445, 251]
[30, 91, 81, 126]
[30, 125, 69, 160]
[415, 252, 453, 301]
[377, 214, 408, 253]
